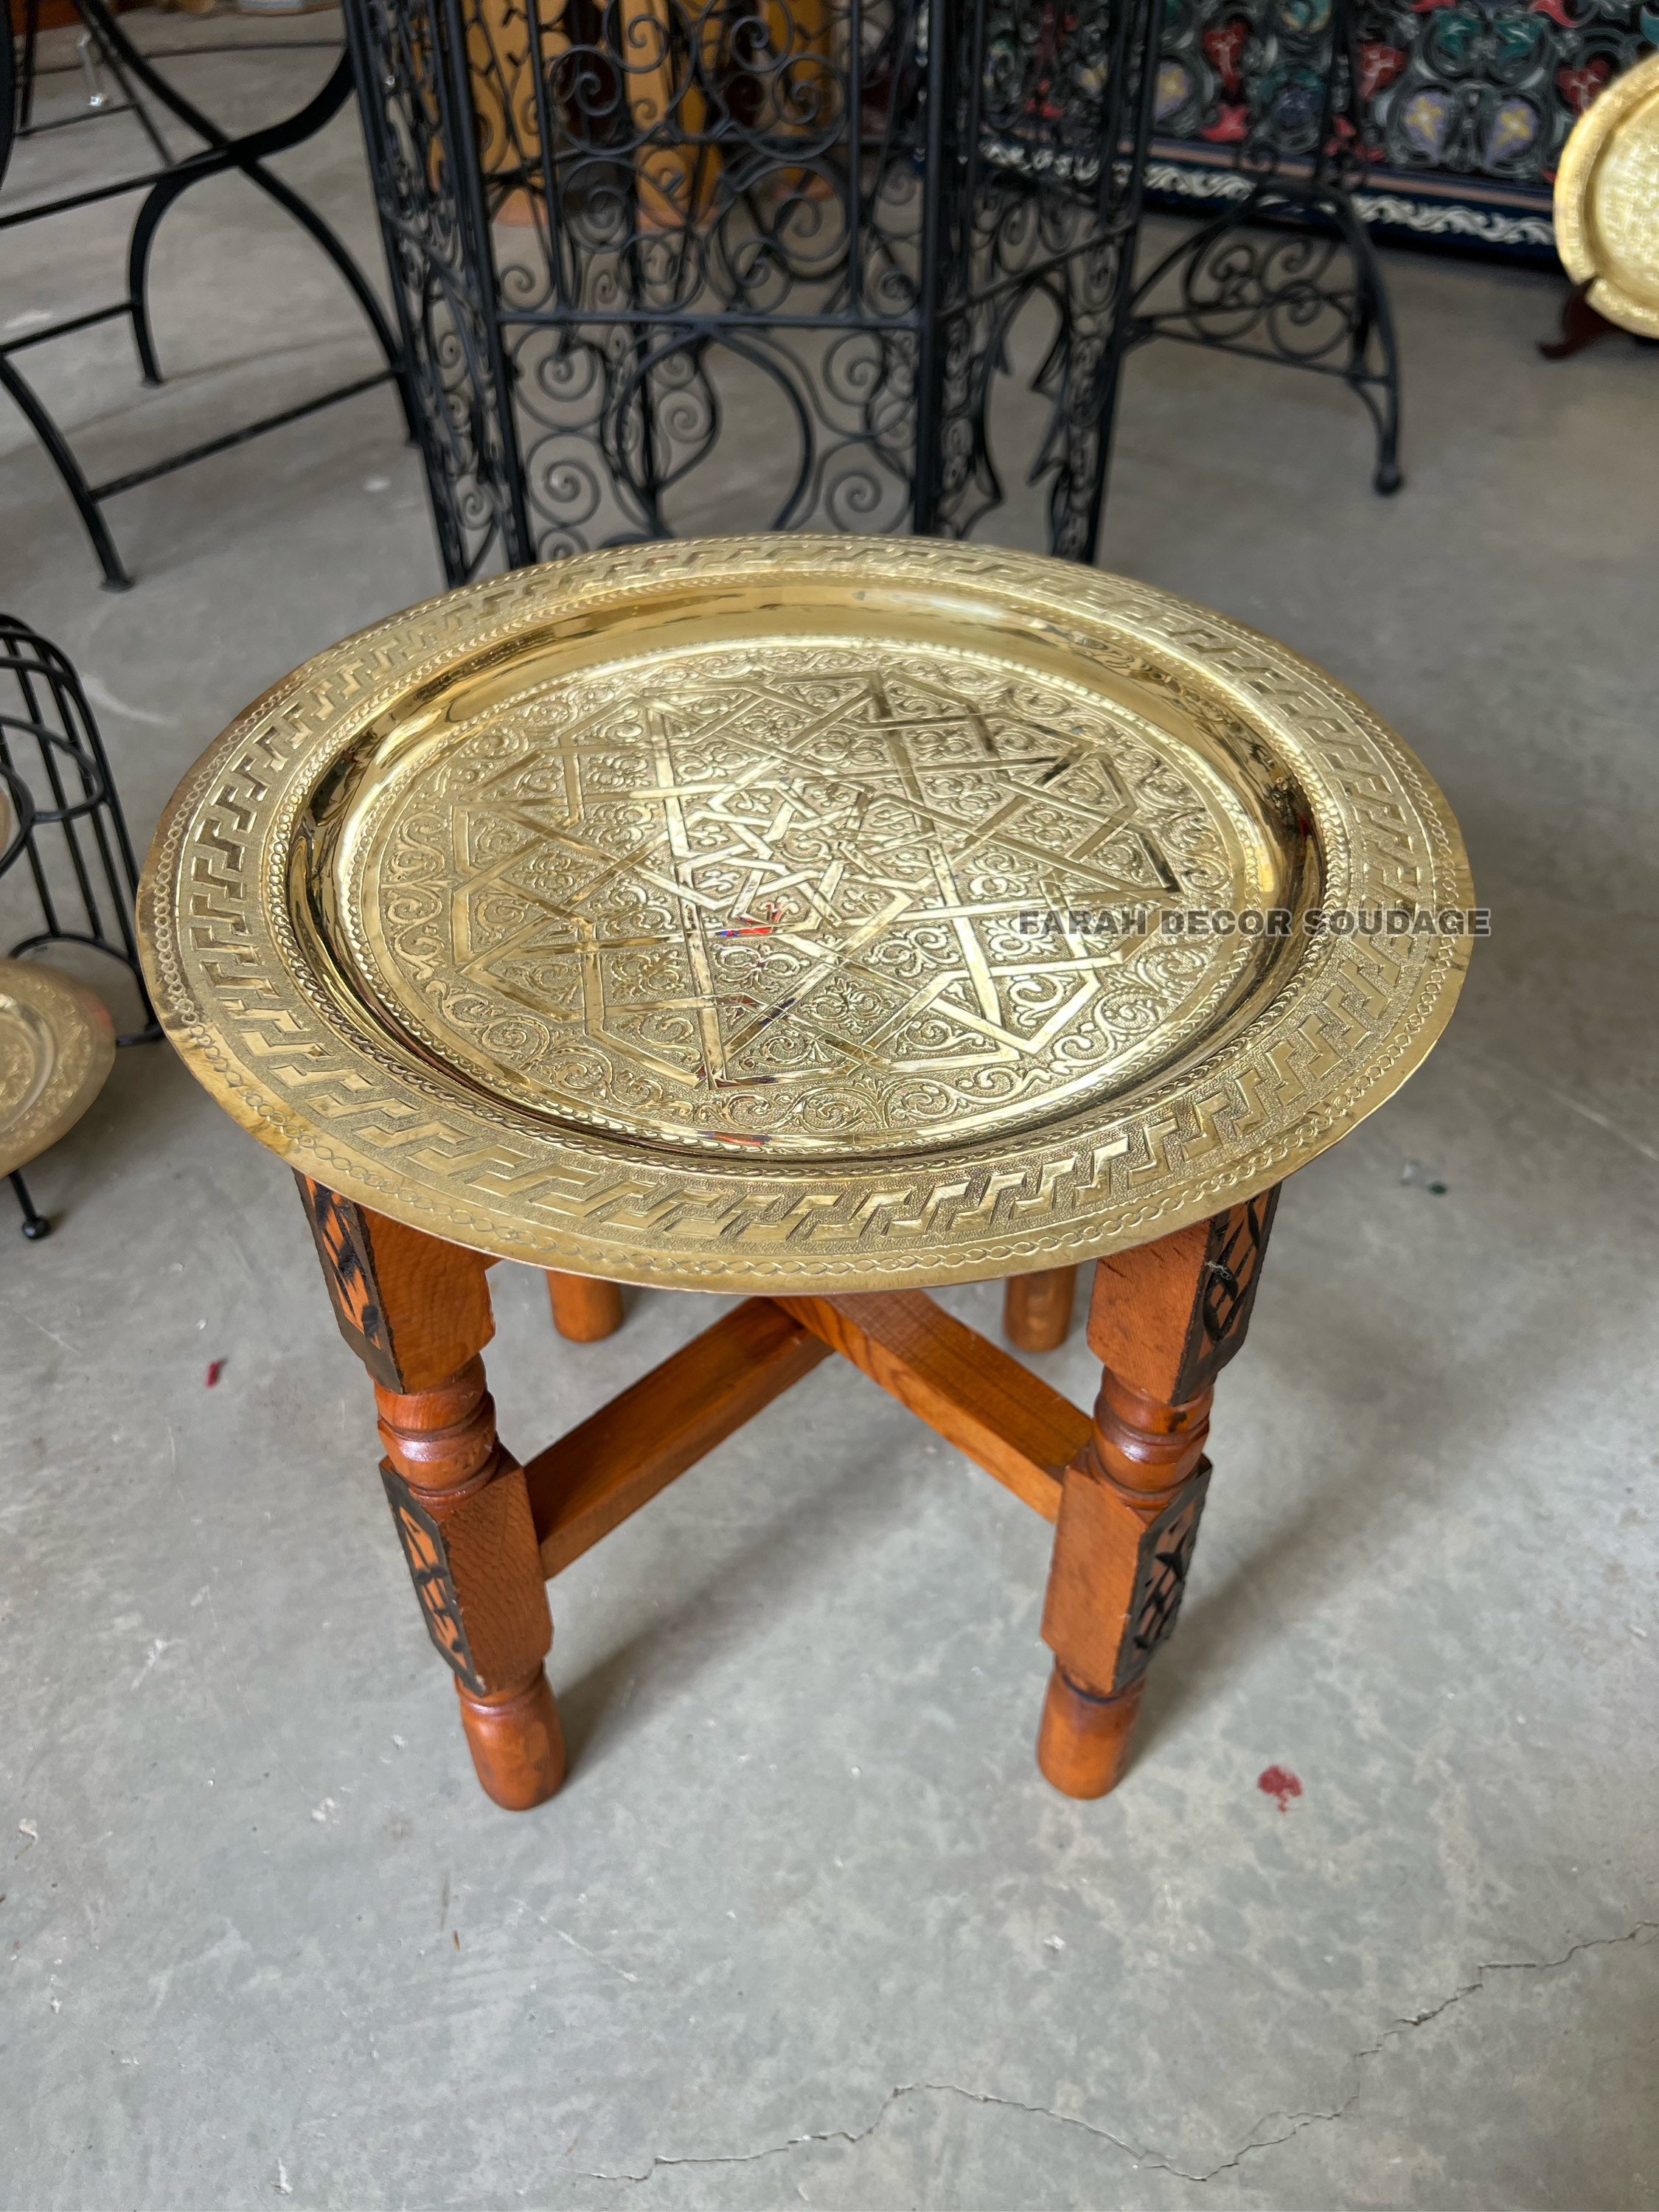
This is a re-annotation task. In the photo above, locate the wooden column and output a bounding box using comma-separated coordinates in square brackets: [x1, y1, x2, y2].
[1037, 1189, 1279, 1798]
[296, 1177, 564, 1811]
[546, 1269, 626, 1342]
[1004, 1265, 1078, 1352]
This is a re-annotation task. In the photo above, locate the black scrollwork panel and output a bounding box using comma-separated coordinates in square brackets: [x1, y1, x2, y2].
[344, 0, 523, 580]
[1150, 0, 1651, 253]
[505, 318, 920, 547]
[344, 0, 1163, 580]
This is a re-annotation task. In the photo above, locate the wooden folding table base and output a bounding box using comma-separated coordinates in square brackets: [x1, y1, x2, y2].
[140, 542, 1469, 1820]
[296, 1174, 1279, 1812]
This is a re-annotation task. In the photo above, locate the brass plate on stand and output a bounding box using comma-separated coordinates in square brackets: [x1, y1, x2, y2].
[0, 958, 116, 1178]
[1556, 51, 1659, 338]
[139, 538, 1472, 1290]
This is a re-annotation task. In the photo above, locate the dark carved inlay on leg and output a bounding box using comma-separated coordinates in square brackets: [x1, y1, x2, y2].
[296, 1175, 400, 1389]
[1114, 1467, 1211, 1691]
[380, 1466, 487, 1695]
[1176, 1186, 1280, 1402]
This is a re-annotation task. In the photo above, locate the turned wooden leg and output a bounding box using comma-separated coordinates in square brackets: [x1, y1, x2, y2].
[546, 1269, 625, 1343]
[1004, 1265, 1078, 1352]
[1037, 1189, 1280, 1798]
[296, 1177, 564, 1810]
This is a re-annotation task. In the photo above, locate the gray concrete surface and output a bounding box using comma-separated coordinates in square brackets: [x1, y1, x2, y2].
[1, 13, 1656, 2208]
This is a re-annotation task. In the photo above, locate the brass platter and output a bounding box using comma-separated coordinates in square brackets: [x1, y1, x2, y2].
[0, 958, 116, 1178]
[1555, 50, 1659, 338]
[139, 538, 1472, 1291]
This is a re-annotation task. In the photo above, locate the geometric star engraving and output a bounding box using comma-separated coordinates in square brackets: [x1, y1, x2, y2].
[340, 638, 1273, 1157]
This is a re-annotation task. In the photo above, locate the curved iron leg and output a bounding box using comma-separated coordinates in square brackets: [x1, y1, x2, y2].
[0, 356, 131, 589]
[1338, 199, 1404, 495]
[73, 15, 418, 442]
[12, 1170, 50, 1240]
[126, 150, 415, 436]
[125, 165, 202, 386]
[232, 164, 417, 439]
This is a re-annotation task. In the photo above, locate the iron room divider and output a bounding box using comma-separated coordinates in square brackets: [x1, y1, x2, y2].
[341, 0, 1164, 581]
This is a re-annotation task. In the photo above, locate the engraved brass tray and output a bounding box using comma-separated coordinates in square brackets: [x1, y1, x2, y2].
[139, 539, 1471, 1290]
[1556, 51, 1659, 338]
[0, 958, 116, 1178]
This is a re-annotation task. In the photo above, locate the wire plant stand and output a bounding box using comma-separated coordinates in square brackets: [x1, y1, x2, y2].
[342, 0, 1166, 581]
[0, 614, 157, 1234]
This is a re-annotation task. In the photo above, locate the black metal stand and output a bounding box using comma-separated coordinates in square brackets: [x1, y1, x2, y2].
[0, 613, 157, 1044]
[1127, 0, 1403, 495]
[0, 2, 412, 588]
[343, 0, 1164, 582]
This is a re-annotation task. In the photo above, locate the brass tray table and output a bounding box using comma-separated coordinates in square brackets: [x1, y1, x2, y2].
[139, 538, 1471, 1810]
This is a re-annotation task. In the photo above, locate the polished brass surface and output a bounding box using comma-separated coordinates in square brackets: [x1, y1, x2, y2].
[139, 538, 1472, 1290]
[1556, 52, 1659, 338]
[0, 958, 116, 1178]
[330, 634, 1284, 1158]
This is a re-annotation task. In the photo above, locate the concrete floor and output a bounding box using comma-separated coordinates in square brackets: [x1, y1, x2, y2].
[2, 14, 1657, 2209]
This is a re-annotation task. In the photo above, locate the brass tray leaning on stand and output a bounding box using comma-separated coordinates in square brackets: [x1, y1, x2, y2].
[138, 538, 1472, 1810]
[1548, 50, 1659, 353]
[0, 958, 116, 1239]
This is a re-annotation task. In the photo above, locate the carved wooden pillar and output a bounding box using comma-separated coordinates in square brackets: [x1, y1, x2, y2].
[1004, 1265, 1079, 1352]
[296, 1177, 564, 1810]
[1037, 1189, 1279, 1798]
[546, 1270, 626, 1343]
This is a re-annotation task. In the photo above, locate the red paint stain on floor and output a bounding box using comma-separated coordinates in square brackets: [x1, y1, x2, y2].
[1258, 1764, 1302, 1812]
[205, 1360, 226, 1388]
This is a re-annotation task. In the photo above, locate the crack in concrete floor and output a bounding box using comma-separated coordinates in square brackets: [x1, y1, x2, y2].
[577, 1924, 1659, 2189]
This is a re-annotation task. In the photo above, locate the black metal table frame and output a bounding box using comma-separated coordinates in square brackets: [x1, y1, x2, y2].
[0, 0, 411, 589]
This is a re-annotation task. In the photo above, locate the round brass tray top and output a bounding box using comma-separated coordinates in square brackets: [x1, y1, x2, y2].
[139, 538, 1472, 1291]
[1555, 51, 1659, 338]
[0, 958, 116, 1178]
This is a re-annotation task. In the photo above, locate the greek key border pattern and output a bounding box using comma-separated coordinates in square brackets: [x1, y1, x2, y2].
[138, 540, 1472, 1289]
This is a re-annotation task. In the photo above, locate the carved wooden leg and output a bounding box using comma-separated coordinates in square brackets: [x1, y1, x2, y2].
[546, 1269, 625, 1343]
[1037, 1189, 1279, 1798]
[296, 1176, 564, 1810]
[1004, 1265, 1078, 1352]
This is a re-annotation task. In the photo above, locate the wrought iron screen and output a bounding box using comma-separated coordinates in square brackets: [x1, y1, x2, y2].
[342, 0, 1163, 582]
